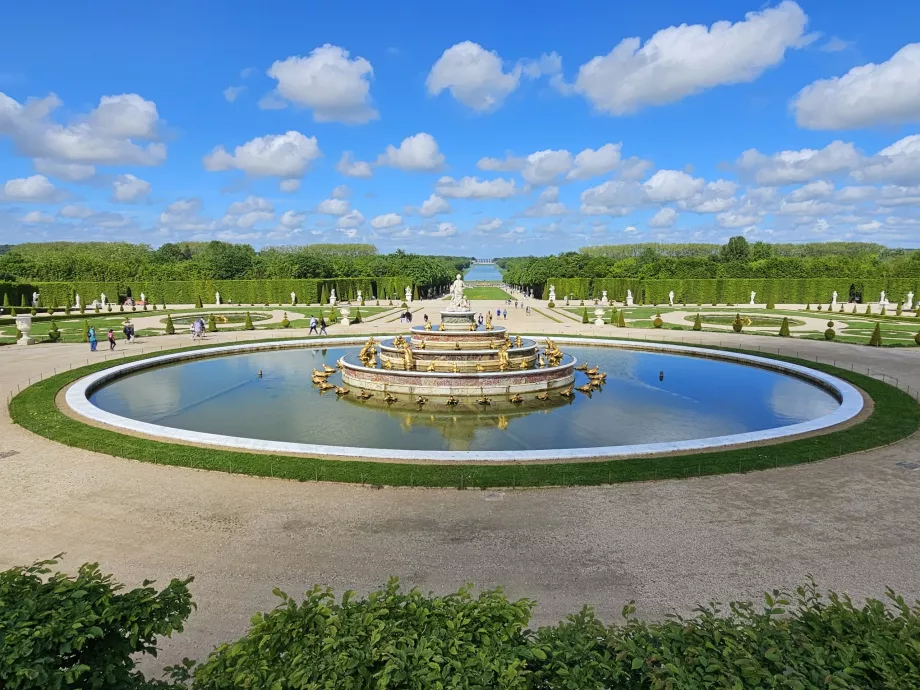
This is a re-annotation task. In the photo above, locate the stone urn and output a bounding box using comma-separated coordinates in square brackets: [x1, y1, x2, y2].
[16, 314, 36, 346]
[593, 308, 606, 326]
[338, 306, 351, 326]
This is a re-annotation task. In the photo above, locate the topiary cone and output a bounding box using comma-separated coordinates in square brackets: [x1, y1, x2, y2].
[244, 312, 254, 330]
[581, 307, 589, 323]
[617, 309, 626, 328]
[692, 313, 702, 331]
[868, 322, 882, 346]
[653, 312, 663, 328]
[732, 313, 743, 333]
[207, 314, 218, 332]
[164, 313, 175, 335]
[82, 319, 89, 343]
[196, 295, 203, 309]
[778, 317, 790, 337]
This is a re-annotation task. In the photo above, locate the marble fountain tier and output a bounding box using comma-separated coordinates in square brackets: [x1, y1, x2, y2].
[340, 274, 576, 397]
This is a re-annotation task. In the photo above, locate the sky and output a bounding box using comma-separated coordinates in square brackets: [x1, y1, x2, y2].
[1, 0, 919, 256]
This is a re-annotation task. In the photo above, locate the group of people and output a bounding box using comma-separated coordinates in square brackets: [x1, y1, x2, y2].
[476, 309, 509, 326]
[399, 310, 414, 323]
[190, 317, 207, 341]
[87, 325, 124, 352]
[308, 315, 329, 335]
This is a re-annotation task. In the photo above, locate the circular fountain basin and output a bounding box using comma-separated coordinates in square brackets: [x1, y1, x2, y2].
[65, 337, 863, 462]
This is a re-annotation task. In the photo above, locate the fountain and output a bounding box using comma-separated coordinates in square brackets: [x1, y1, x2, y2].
[340, 274, 576, 396]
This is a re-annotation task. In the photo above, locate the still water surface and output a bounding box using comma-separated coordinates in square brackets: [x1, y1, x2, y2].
[89, 346, 840, 452]
[464, 263, 504, 282]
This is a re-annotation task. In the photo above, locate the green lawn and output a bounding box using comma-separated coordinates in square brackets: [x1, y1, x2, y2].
[463, 286, 511, 300]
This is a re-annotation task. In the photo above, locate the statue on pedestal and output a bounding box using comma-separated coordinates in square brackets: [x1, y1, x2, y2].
[405, 285, 412, 303]
[626, 289, 634, 307]
[446, 274, 471, 312]
[548, 284, 556, 303]
[907, 291, 914, 310]
[329, 288, 337, 306]
[291, 291, 296, 305]
[32, 291, 39, 308]
[216, 291, 221, 305]
[880, 290, 888, 306]
[100, 293, 107, 306]
[750, 291, 756, 305]
[668, 290, 674, 306]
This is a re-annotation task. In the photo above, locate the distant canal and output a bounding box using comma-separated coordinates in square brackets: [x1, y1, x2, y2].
[464, 263, 503, 282]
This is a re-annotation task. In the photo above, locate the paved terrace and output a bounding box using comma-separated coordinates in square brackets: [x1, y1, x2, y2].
[1, 296, 919, 674]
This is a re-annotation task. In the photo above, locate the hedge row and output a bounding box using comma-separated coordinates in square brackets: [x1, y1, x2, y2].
[0, 277, 416, 308]
[547, 277, 920, 304]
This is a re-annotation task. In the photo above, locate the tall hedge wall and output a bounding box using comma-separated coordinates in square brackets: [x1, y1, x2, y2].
[545, 277, 920, 304]
[0, 277, 414, 308]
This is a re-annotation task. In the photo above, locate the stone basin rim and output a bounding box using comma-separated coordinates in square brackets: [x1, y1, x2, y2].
[63, 336, 864, 463]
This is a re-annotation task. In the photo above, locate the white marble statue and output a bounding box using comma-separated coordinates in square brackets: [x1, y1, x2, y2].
[907, 291, 914, 310]
[215, 291, 221, 305]
[601, 290, 609, 305]
[290, 291, 296, 305]
[831, 291, 838, 310]
[447, 274, 471, 312]
[357, 289, 363, 303]
[329, 288, 337, 306]
[140, 292, 146, 303]
[31, 291, 39, 308]
[564, 295, 569, 306]
[750, 291, 756, 305]
[405, 285, 412, 303]
[548, 284, 556, 303]
[626, 289, 634, 307]
[75, 294, 81, 308]
[880, 290, 887, 306]
[100, 293, 107, 306]
[668, 290, 674, 306]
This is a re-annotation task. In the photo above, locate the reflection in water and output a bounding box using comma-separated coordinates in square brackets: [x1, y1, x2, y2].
[90, 346, 840, 452]
[464, 264, 504, 282]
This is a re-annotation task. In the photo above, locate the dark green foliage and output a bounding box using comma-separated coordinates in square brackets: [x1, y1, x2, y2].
[652, 312, 663, 328]
[617, 309, 626, 328]
[413, 284, 419, 300]
[692, 313, 702, 331]
[825, 321, 836, 340]
[195, 295, 203, 309]
[806, 303, 811, 310]
[164, 314, 175, 335]
[915, 333, 920, 345]
[869, 322, 882, 346]
[244, 312, 254, 330]
[732, 313, 743, 332]
[866, 304, 872, 315]
[47, 321, 61, 342]
[207, 314, 217, 332]
[1, 292, 8, 307]
[581, 307, 589, 323]
[279, 312, 290, 328]
[766, 299, 775, 309]
[82, 320, 89, 343]
[881, 305, 887, 316]
[0, 557, 193, 690]
[19, 293, 26, 307]
[779, 317, 791, 337]
[119, 303, 124, 312]
[352, 308, 361, 324]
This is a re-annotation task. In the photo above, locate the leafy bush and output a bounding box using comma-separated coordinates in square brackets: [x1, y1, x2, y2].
[866, 304, 872, 315]
[881, 305, 887, 316]
[897, 301, 903, 316]
[805, 303, 811, 310]
[46, 321, 61, 342]
[766, 299, 775, 309]
[244, 312, 254, 330]
[353, 307, 361, 324]
[547, 300, 555, 308]
[0, 557, 193, 690]
[692, 313, 702, 331]
[82, 319, 89, 343]
[779, 316, 790, 337]
[164, 313, 175, 335]
[869, 322, 882, 346]
[915, 332, 920, 346]
[617, 309, 626, 328]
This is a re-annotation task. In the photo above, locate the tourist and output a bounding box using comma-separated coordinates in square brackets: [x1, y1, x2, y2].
[407, 310, 413, 323]
[107, 329, 116, 351]
[503, 308, 507, 319]
[526, 306, 530, 316]
[128, 322, 135, 343]
[122, 321, 132, 343]
[319, 316, 328, 335]
[423, 314, 429, 325]
[309, 315, 318, 335]
[88, 326, 97, 352]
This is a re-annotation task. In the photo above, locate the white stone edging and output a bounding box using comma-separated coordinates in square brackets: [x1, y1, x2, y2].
[64, 336, 865, 463]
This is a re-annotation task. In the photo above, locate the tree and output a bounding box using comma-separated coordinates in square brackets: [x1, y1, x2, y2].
[869, 322, 882, 346]
[244, 312, 254, 330]
[0, 557, 193, 690]
[19, 293, 26, 308]
[195, 295, 203, 309]
[779, 317, 791, 337]
[617, 309, 626, 327]
[581, 307, 589, 323]
[720, 235, 751, 263]
[207, 314, 217, 332]
[164, 313, 175, 335]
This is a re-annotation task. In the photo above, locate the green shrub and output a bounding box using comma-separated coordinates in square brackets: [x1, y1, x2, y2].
[81, 319, 89, 343]
[0, 557, 193, 690]
[279, 312, 291, 328]
[915, 333, 920, 346]
[195, 295, 203, 308]
[581, 307, 589, 323]
[869, 322, 882, 346]
[119, 303, 124, 312]
[766, 299, 775, 309]
[881, 305, 887, 316]
[353, 308, 361, 324]
[617, 309, 626, 328]
[805, 303, 811, 311]
[413, 284, 419, 300]
[692, 313, 702, 331]
[207, 314, 217, 332]
[46, 306, 54, 315]
[79, 303, 85, 314]
[1, 293, 8, 309]
[9, 306, 16, 316]
[852, 303, 857, 313]
[825, 321, 836, 340]
[244, 312, 254, 330]
[46, 321, 61, 342]
[94, 304, 100, 313]
[64, 304, 71, 315]
[732, 313, 743, 332]
[817, 304, 823, 311]
[779, 317, 790, 337]
[652, 312, 663, 328]
[547, 300, 555, 308]
[30, 307, 37, 316]
[107, 303, 112, 312]
[897, 301, 903, 316]
[19, 294, 26, 308]
[164, 313, 175, 335]
[865, 304, 872, 315]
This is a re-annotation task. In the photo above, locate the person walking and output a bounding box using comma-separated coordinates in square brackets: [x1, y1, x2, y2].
[319, 316, 328, 335]
[88, 326, 97, 352]
[122, 321, 131, 343]
[309, 315, 318, 335]
[503, 308, 507, 319]
[128, 322, 135, 343]
[107, 329, 116, 351]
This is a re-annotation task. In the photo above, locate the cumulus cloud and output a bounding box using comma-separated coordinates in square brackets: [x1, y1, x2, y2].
[279, 210, 305, 229]
[370, 213, 402, 229]
[680, 179, 739, 212]
[736, 140, 862, 185]
[643, 170, 705, 203]
[331, 184, 350, 199]
[522, 186, 568, 216]
[337, 209, 364, 229]
[59, 204, 94, 219]
[316, 197, 350, 215]
[203, 131, 321, 178]
[579, 180, 646, 215]
[335, 152, 373, 178]
[223, 86, 245, 102]
[33, 158, 95, 182]
[567, 143, 622, 180]
[376, 133, 445, 172]
[793, 43, 920, 129]
[157, 198, 214, 232]
[279, 179, 300, 192]
[265, 44, 377, 124]
[648, 207, 678, 228]
[426, 42, 521, 112]
[0, 91, 166, 165]
[420, 222, 457, 237]
[2, 174, 57, 202]
[417, 193, 451, 217]
[435, 175, 517, 199]
[22, 210, 55, 223]
[568, 1, 809, 115]
[852, 134, 920, 185]
[223, 195, 275, 228]
[112, 174, 151, 203]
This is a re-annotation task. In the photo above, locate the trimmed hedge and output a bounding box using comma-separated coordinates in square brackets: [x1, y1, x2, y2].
[544, 277, 920, 305]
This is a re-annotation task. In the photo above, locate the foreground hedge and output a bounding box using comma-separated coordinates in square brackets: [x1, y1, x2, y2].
[3, 561, 919, 689]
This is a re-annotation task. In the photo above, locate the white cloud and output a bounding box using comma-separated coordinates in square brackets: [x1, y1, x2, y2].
[736, 140, 861, 185]
[279, 210, 305, 229]
[793, 43, 920, 129]
[717, 210, 763, 228]
[280, 178, 301, 192]
[316, 198, 350, 215]
[223, 86, 245, 102]
[335, 152, 373, 178]
[418, 193, 451, 217]
[475, 218, 503, 233]
[157, 198, 214, 232]
[819, 37, 853, 53]
[22, 210, 55, 223]
[426, 41, 521, 112]
[203, 131, 321, 178]
[33, 158, 95, 181]
[420, 222, 457, 237]
[370, 213, 402, 229]
[436, 175, 517, 199]
[522, 149, 572, 185]
[337, 209, 364, 229]
[2, 174, 57, 201]
[643, 170, 705, 202]
[0, 91, 166, 165]
[579, 180, 646, 214]
[477, 153, 526, 172]
[618, 156, 655, 181]
[112, 174, 151, 203]
[265, 44, 377, 124]
[853, 134, 920, 185]
[59, 204, 94, 219]
[376, 132, 445, 172]
[680, 179, 739, 212]
[331, 184, 350, 199]
[522, 186, 568, 216]
[222, 195, 274, 228]
[567, 143, 622, 180]
[648, 207, 678, 228]
[569, 1, 809, 115]
[786, 180, 834, 202]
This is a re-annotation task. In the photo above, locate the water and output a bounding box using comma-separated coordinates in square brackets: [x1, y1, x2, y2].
[89, 346, 840, 452]
[464, 263, 503, 282]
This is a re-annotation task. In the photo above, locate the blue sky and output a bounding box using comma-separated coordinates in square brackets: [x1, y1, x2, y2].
[1, 0, 919, 254]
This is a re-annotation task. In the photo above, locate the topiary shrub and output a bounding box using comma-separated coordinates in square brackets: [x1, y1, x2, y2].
[64, 304, 71, 315]
[766, 300, 775, 309]
[30, 307, 37, 316]
[164, 313, 175, 335]
[868, 322, 882, 346]
[9, 306, 16, 317]
[865, 304, 872, 315]
[778, 316, 790, 337]
[692, 313, 702, 331]
[897, 302, 903, 316]
[732, 313, 743, 333]
[852, 304, 857, 314]
[207, 314, 218, 332]
[280, 312, 291, 328]
[915, 332, 920, 346]
[881, 305, 887, 316]
[81, 319, 89, 343]
[152, 304, 157, 311]
[817, 304, 823, 311]
[107, 303, 112, 312]
[244, 312, 254, 330]
[547, 301, 555, 308]
[805, 303, 811, 311]
[581, 307, 589, 323]
[94, 304, 100, 314]
[353, 308, 362, 324]
[47, 321, 61, 342]
[119, 303, 124, 312]
[617, 309, 626, 328]
[653, 312, 663, 328]
[79, 304, 86, 314]
[824, 321, 836, 340]
[46, 306, 54, 315]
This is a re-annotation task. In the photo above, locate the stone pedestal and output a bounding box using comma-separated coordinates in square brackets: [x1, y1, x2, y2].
[600, 291, 609, 306]
[16, 315, 36, 346]
[593, 309, 606, 326]
[338, 307, 351, 326]
[439, 310, 476, 331]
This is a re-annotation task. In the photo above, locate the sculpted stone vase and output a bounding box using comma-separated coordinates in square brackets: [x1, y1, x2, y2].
[16, 314, 36, 346]
[338, 307, 351, 326]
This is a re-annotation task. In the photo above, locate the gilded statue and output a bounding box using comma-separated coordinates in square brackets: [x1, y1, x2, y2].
[498, 343, 511, 371]
[401, 342, 415, 370]
[424, 320, 432, 331]
[515, 335, 522, 347]
[438, 322, 445, 331]
[485, 311, 493, 330]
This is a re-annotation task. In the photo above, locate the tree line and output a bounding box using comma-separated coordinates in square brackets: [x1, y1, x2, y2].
[498, 237, 920, 289]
